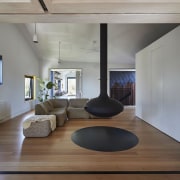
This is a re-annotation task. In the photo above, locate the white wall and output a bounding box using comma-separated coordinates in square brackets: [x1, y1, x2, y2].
[136, 26, 180, 142]
[0, 24, 40, 122]
[40, 60, 134, 99]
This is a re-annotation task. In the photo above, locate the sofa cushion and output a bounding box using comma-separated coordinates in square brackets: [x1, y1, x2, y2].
[44, 101, 53, 111]
[50, 108, 66, 115]
[67, 107, 90, 119]
[67, 98, 90, 119]
[40, 103, 49, 114]
[35, 104, 48, 115]
[47, 100, 54, 109]
[50, 108, 67, 126]
[68, 98, 89, 108]
[50, 99, 68, 108]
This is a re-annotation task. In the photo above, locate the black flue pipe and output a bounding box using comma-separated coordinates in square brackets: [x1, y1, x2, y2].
[85, 24, 124, 117]
[100, 23, 108, 98]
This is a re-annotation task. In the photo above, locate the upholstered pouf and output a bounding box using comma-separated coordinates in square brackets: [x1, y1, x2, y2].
[23, 115, 56, 137]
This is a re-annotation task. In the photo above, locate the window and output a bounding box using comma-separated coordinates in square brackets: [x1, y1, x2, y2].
[24, 75, 34, 101]
[67, 77, 76, 96]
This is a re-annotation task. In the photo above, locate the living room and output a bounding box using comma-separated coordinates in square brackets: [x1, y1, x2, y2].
[0, 23, 178, 121]
[0, 1, 180, 180]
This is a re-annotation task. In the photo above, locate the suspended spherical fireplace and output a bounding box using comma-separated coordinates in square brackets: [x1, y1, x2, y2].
[85, 24, 124, 117]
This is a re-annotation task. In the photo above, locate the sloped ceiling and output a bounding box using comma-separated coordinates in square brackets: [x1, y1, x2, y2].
[1, 1, 178, 65]
[23, 23, 178, 64]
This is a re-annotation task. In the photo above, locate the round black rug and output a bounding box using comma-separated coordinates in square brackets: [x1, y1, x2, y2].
[71, 126, 138, 152]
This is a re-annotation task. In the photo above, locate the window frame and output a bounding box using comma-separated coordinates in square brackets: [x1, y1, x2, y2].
[0, 55, 2, 85]
[24, 75, 34, 101]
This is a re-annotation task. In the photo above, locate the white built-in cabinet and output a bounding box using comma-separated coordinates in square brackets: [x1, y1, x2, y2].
[136, 26, 180, 142]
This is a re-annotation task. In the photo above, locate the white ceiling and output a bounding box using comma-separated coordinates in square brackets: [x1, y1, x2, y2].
[23, 23, 178, 64]
[0, 1, 180, 65]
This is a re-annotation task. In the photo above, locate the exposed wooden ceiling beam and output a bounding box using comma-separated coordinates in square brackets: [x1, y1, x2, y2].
[1, 0, 180, 14]
[0, 0, 44, 13]
[0, 13, 180, 23]
[43, 0, 180, 14]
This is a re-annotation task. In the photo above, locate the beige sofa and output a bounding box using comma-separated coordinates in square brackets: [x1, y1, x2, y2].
[35, 99, 68, 126]
[67, 98, 90, 119]
[35, 98, 100, 124]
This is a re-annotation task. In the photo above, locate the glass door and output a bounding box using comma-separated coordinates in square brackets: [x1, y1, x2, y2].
[67, 77, 76, 96]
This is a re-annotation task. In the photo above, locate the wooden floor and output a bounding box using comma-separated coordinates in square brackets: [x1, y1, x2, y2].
[0, 107, 179, 180]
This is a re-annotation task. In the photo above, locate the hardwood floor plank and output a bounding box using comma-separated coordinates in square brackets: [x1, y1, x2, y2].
[0, 107, 179, 174]
[0, 174, 180, 180]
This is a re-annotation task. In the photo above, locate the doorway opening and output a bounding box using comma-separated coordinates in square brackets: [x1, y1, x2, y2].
[50, 68, 82, 98]
[67, 77, 76, 96]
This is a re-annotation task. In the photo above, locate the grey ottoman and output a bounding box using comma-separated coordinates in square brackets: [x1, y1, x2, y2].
[23, 115, 56, 137]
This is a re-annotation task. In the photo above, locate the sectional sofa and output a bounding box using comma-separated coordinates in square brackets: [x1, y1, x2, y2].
[35, 98, 90, 126]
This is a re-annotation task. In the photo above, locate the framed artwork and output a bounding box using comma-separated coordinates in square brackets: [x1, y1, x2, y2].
[109, 69, 136, 105]
[0, 55, 2, 85]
